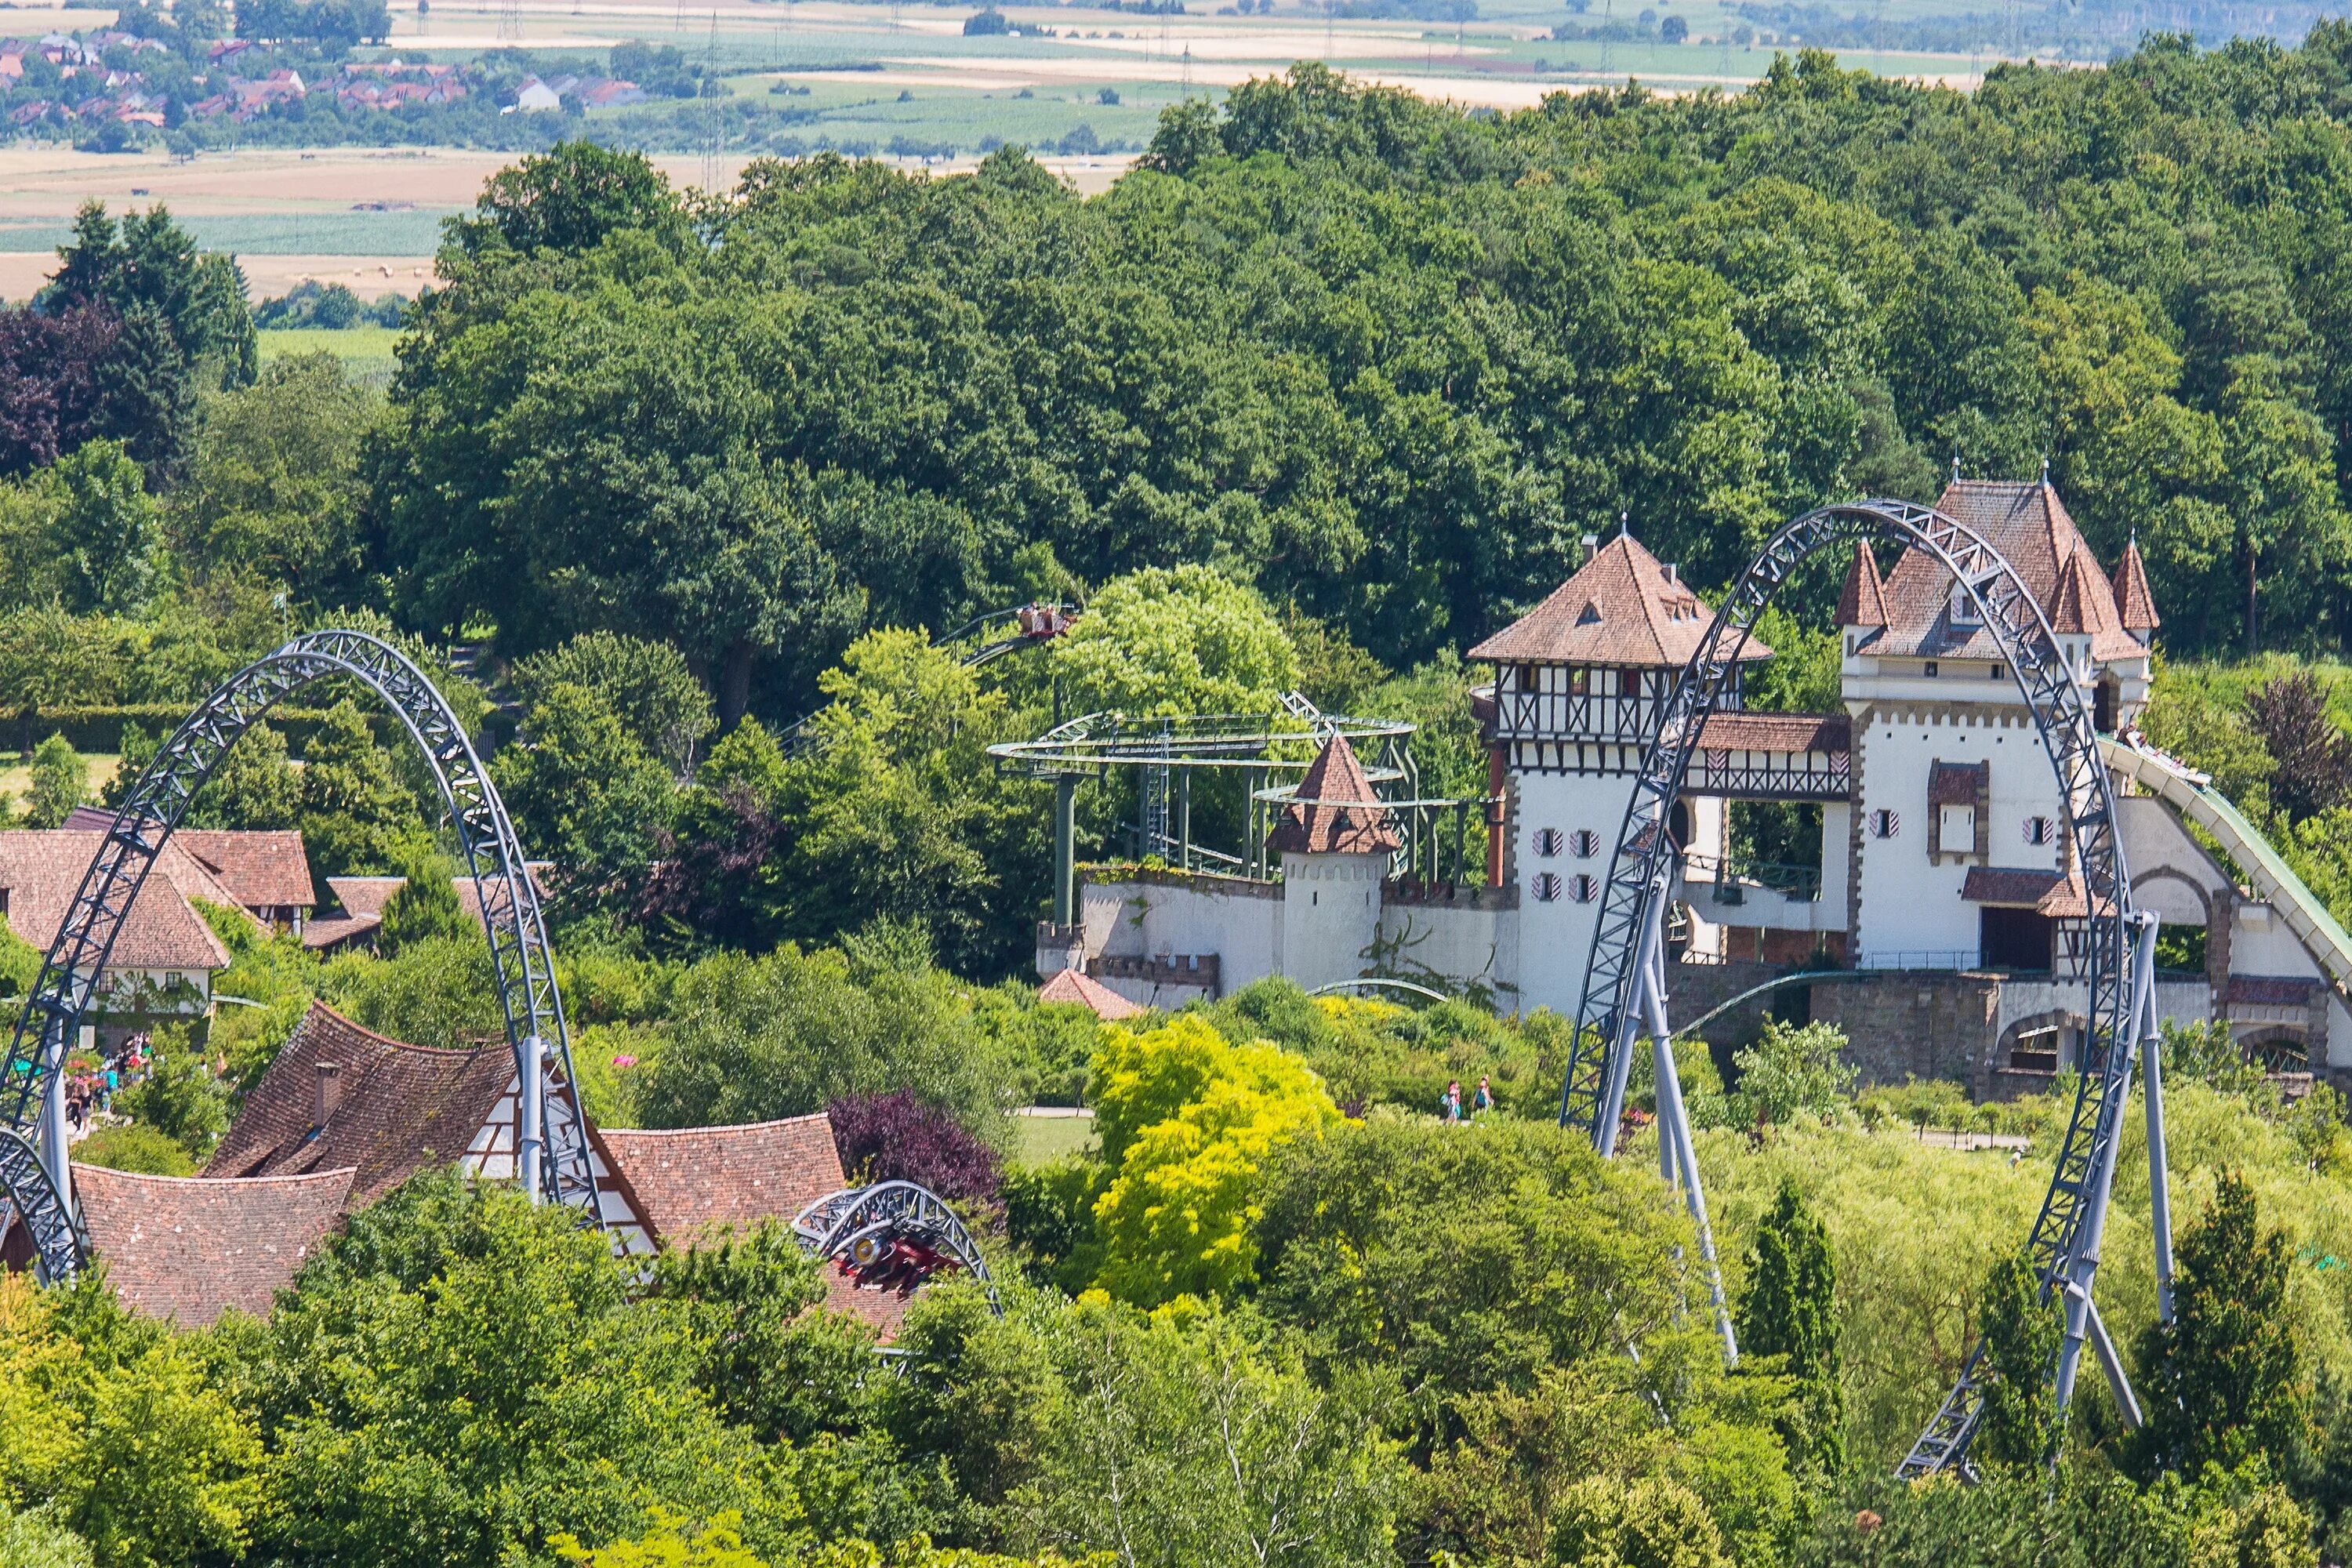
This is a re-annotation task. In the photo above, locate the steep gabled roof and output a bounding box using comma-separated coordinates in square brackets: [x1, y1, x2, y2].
[71, 1163, 353, 1327]
[176, 830, 315, 910]
[205, 1000, 515, 1208]
[1836, 540, 1889, 629]
[1878, 481, 2146, 661]
[2112, 537, 2161, 633]
[594, 1114, 848, 1249]
[1267, 735, 1400, 855]
[1467, 535, 1770, 668]
[0, 831, 252, 971]
[1039, 967, 1142, 1020]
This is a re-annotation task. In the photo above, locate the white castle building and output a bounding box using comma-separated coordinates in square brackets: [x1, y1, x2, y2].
[1052, 479, 2352, 1094]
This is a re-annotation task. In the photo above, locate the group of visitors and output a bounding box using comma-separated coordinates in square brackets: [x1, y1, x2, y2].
[61, 1032, 146, 1136]
[1439, 1075, 1495, 1123]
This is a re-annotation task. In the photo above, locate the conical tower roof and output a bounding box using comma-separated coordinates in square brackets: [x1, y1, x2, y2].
[1836, 540, 1889, 628]
[2111, 537, 2160, 633]
[1267, 734, 1400, 855]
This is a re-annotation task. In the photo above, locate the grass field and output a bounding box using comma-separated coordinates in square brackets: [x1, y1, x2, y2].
[0, 754, 122, 819]
[260, 327, 405, 385]
[1012, 1109, 1095, 1164]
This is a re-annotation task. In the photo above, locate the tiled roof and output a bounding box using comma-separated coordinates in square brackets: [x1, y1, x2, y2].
[73, 1163, 352, 1327]
[595, 1114, 848, 1248]
[1928, 760, 1986, 805]
[0, 830, 251, 971]
[2224, 975, 2321, 1007]
[1039, 967, 1142, 1019]
[176, 831, 314, 910]
[1878, 481, 2147, 662]
[205, 1000, 516, 1208]
[1695, 712, 1849, 753]
[1268, 735, 1400, 855]
[596, 1116, 920, 1341]
[1960, 866, 2091, 916]
[1836, 541, 1890, 629]
[2112, 539, 2160, 633]
[1467, 535, 1771, 669]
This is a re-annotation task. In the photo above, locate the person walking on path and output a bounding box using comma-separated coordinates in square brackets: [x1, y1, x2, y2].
[1472, 1075, 1494, 1119]
[1440, 1080, 1463, 1123]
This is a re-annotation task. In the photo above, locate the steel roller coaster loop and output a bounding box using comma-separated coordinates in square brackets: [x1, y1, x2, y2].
[1558, 499, 2176, 1477]
[0, 630, 600, 1283]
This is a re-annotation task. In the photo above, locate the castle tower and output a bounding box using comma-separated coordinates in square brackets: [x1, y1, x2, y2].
[1842, 478, 2154, 975]
[1469, 535, 1771, 1013]
[1269, 734, 1400, 994]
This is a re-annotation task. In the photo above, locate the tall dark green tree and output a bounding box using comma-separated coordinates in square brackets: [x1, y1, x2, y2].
[1736, 1179, 1844, 1477]
[295, 699, 419, 885]
[2131, 1171, 2314, 1481]
[1973, 1251, 2063, 1470]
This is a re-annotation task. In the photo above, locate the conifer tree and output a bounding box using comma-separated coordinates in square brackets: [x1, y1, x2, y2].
[1737, 1178, 1845, 1475]
[2132, 1170, 2313, 1480]
[1973, 1250, 2062, 1469]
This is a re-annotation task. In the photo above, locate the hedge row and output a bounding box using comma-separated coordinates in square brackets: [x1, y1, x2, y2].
[3, 706, 346, 757]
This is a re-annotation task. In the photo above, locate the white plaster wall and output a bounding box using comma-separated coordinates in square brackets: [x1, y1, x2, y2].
[1281, 853, 1386, 993]
[2230, 902, 2328, 981]
[1078, 877, 1285, 989]
[1853, 709, 2068, 962]
[1512, 769, 1642, 1014]
[2117, 797, 2232, 911]
[2325, 994, 2352, 1072]
[1820, 801, 1852, 929]
[1375, 898, 1513, 997]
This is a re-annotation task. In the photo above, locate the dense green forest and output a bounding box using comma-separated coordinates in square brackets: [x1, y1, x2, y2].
[5, 30, 2352, 1568]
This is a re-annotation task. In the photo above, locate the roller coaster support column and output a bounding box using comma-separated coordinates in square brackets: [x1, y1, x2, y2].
[2053, 912, 2165, 1435]
[517, 1034, 546, 1205]
[1588, 874, 1667, 1148]
[1053, 777, 1078, 926]
[39, 1035, 69, 1221]
[2137, 911, 2176, 1323]
[1643, 926, 1737, 1364]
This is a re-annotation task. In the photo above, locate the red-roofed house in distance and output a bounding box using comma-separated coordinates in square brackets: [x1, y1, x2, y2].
[0, 829, 261, 1047]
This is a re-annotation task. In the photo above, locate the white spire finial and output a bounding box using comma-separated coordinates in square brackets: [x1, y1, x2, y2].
[1619, 510, 1629, 539]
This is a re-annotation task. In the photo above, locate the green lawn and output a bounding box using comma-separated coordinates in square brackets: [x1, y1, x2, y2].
[1012, 1110, 1096, 1164]
[260, 328, 403, 386]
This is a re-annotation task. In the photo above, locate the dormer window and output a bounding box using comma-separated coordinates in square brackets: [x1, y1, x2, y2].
[1951, 586, 1981, 626]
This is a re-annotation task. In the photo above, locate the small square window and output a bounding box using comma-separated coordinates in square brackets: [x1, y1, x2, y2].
[2024, 815, 2056, 846]
[1570, 829, 1599, 859]
[1869, 809, 1900, 839]
[1532, 873, 1563, 903]
[1570, 873, 1599, 903]
[1534, 828, 1564, 858]
[1923, 661, 1940, 678]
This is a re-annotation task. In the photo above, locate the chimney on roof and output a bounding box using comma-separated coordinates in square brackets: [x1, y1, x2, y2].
[1582, 532, 1599, 563]
[1664, 563, 1678, 584]
[314, 1061, 343, 1127]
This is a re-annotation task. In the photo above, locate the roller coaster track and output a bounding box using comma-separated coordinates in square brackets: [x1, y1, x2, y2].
[2102, 735, 2352, 1009]
[0, 631, 597, 1282]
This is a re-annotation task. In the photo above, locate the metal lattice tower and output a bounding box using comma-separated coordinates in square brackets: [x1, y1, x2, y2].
[1559, 498, 2176, 1477]
[0, 632, 599, 1283]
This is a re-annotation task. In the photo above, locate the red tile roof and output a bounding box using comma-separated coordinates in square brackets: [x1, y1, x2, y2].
[1836, 540, 1890, 629]
[72, 1163, 352, 1327]
[1959, 866, 2092, 916]
[595, 1115, 848, 1248]
[1468, 535, 1770, 668]
[1928, 760, 1986, 805]
[175, 831, 314, 911]
[1877, 481, 2147, 662]
[206, 1000, 515, 1207]
[1267, 735, 1401, 855]
[1039, 967, 1142, 1019]
[0, 830, 252, 971]
[2111, 539, 2160, 633]
[1694, 712, 1849, 753]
